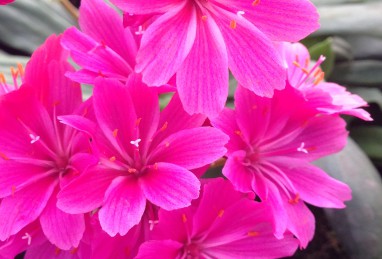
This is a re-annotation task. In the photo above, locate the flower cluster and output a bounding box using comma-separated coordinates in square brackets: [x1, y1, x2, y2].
[0, 0, 371, 258]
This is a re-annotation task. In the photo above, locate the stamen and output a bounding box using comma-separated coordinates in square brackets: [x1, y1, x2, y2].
[11, 185, 16, 196]
[135, 25, 145, 35]
[248, 231, 260, 237]
[218, 209, 224, 217]
[148, 219, 159, 231]
[0, 152, 9, 160]
[112, 129, 119, 138]
[201, 15, 207, 21]
[17, 63, 24, 77]
[230, 20, 237, 29]
[252, 0, 260, 6]
[109, 156, 116, 162]
[292, 61, 300, 68]
[159, 121, 168, 131]
[182, 213, 187, 223]
[288, 193, 300, 205]
[237, 10, 245, 17]
[0, 73, 5, 84]
[29, 134, 40, 144]
[21, 232, 32, 245]
[234, 130, 242, 136]
[135, 117, 142, 126]
[130, 138, 141, 148]
[297, 142, 308, 154]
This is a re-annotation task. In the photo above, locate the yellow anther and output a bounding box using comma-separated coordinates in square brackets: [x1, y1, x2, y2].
[182, 213, 187, 223]
[248, 231, 260, 237]
[112, 129, 118, 138]
[230, 20, 237, 29]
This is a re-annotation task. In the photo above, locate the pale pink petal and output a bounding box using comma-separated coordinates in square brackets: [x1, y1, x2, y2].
[111, 0, 181, 14]
[57, 167, 119, 214]
[222, 151, 254, 193]
[148, 127, 228, 169]
[99, 176, 146, 236]
[79, 0, 137, 65]
[177, 13, 228, 116]
[40, 193, 85, 250]
[218, 0, 319, 41]
[139, 162, 200, 210]
[213, 8, 285, 97]
[136, 2, 197, 86]
[0, 178, 56, 240]
[135, 240, 183, 259]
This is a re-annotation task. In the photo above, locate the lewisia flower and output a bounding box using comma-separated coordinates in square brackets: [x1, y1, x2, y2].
[111, 0, 319, 116]
[61, 0, 138, 84]
[57, 74, 229, 237]
[211, 85, 352, 247]
[0, 35, 94, 250]
[280, 42, 372, 121]
[136, 178, 299, 259]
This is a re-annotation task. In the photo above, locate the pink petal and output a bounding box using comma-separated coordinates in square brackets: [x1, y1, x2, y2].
[219, 0, 319, 41]
[110, 0, 181, 14]
[177, 13, 228, 116]
[0, 178, 56, 240]
[139, 162, 200, 210]
[93, 77, 137, 159]
[222, 151, 254, 193]
[135, 2, 197, 86]
[148, 127, 228, 169]
[40, 192, 85, 250]
[275, 159, 352, 208]
[214, 8, 285, 97]
[57, 167, 119, 214]
[135, 240, 183, 259]
[99, 176, 146, 236]
[79, 0, 137, 66]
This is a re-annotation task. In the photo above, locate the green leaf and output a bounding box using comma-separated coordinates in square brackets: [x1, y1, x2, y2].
[315, 138, 382, 259]
[308, 37, 335, 78]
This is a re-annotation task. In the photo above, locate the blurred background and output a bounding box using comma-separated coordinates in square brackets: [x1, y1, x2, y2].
[1, 0, 381, 258]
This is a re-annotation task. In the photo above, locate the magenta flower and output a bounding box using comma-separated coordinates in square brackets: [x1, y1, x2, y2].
[111, 0, 319, 116]
[211, 85, 352, 247]
[0, 64, 23, 95]
[136, 178, 299, 259]
[57, 74, 229, 237]
[0, 35, 94, 250]
[61, 0, 138, 84]
[0, 0, 14, 5]
[280, 42, 372, 121]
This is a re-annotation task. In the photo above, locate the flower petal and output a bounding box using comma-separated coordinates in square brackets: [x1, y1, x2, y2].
[99, 176, 146, 236]
[135, 2, 197, 86]
[148, 127, 228, 169]
[110, 0, 180, 14]
[139, 162, 200, 210]
[222, 151, 254, 193]
[177, 13, 228, 116]
[135, 240, 183, 259]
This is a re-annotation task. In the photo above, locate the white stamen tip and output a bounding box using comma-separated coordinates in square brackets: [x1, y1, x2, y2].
[130, 138, 141, 148]
[148, 220, 159, 231]
[297, 142, 308, 154]
[21, 232, 32, 245]
[29, 134, 40, 144]
[135, 26, 145, 35]
[237, 10, 245, 17]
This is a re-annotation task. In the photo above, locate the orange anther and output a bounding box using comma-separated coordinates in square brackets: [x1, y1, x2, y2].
[112, 129, 118, 138]
[292, 61, 300, 68]
[135, 117, 142, 126]
[248, 231, 260, 237]
[109, 156, 116, 162]
[288, 193, 300, 205]
[182, 214, 187, 223]
[201, 15, 207, 21]
[252, 0, 260, 6]
[230, 20, 237, 29]
[159, 121, 168, 131]
[0, 73, 6, 84]
[17, 63, 24, 77]
[234, 130, 242, 136]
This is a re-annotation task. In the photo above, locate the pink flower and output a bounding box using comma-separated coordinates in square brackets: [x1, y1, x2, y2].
[61, 0, 138, 84]
[0, 0, 14, 5]
[57, 74, 229, 237]
[111, 0, 319, 116]
[0, 35, 94, 250]
[136, 178, 299, 259]
[280, 42, 372, 121]
[211, 85, 352, 247]
[0, 64, 24, 95]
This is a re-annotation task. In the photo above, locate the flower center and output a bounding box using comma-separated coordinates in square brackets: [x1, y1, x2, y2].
[184, 243, 201, 259]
